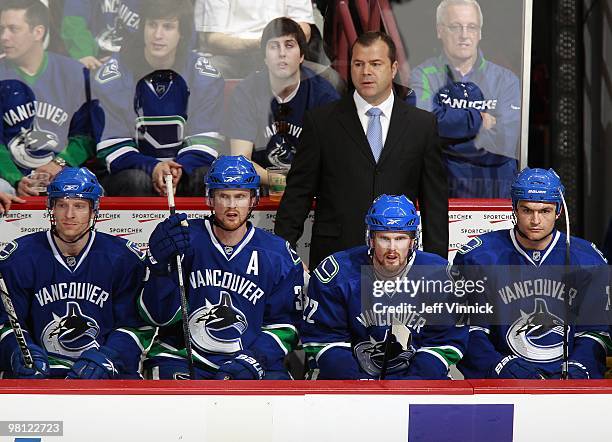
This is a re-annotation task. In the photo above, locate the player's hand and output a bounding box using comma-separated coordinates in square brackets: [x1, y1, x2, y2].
[214, 351, 265, 380]
[148, 213, 192, 270]
[11, 344, 50, 379]
[152, 160, 182, 196]
[16, 177, 40, 197]
[79, 56, 103, 70]
[565, 361, 590, 379]
[0, 192, 25, 215]
[491, 355, 545, 379]
[35, 161, 64, 180]
[66, 347, 122, 379]
[480, 112, 497, 130]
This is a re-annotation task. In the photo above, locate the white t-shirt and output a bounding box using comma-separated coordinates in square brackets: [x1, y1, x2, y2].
[195, 0, 315, 39]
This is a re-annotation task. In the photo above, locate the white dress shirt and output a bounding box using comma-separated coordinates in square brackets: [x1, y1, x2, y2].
[353, 89, 395, 148]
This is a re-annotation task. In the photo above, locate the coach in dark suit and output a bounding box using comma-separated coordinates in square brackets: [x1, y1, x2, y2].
[274, 31, 448, 268]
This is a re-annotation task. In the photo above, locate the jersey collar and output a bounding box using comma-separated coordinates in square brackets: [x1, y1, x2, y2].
[509, 228, 560, 266]
[204, 218, 255, 261]
[47, 230, 96, 273]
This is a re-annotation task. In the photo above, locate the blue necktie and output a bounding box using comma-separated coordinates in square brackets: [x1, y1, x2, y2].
[366, 107, 383, 162]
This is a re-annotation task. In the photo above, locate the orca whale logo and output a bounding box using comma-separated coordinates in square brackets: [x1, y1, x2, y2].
[189, 291, 248, 353]
[353, 327, 415, 377]
[42, 301, 100, 357]
[9, 124, 59, 169]
[506, 298, 565, 363]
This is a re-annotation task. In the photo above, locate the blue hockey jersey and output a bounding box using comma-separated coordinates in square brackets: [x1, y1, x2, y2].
[62, 0, 142, 58]
[410, 53, 521, 198]
[224, 66, 339, 169]
[301, 246, 468, 380]
[0, 53, 91, 183]
[139, 218, 304, 374]
[0, 231, 152, 378]
[94, 51, 224, 175]
[453, 228, 610, 378]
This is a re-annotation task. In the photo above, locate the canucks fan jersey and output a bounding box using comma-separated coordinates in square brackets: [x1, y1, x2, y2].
[453, 229, 610, 378]
[224, 66, 339, 169]
[62, 0, 141, 59]
[0, 53, 91, 184]
[0, 231, 153, 378]
[93, 51, 223, 176]
[139, 219, 304, 374]
[301, 246, 468, 380]
[410, 53, 521, 198]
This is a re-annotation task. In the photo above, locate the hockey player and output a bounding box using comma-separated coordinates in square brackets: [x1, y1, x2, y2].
[0, 167, 152, 379]
[139, 155, 304, 379]
[0, 0, 94, 196]
[301, 195, 467, 380]
[454, 168, 610, 379]
[410, 0, 521, 198]
[226, 17, 339, 184]
[93, 0, 223, 196]
[61, 0, 142, 70]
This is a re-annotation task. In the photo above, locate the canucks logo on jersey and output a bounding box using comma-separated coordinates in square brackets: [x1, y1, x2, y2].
[188, 291, 249, 354]
[353, 326, 416, 377]
[8, 123, 60, 169]
[42, 301, 101, 358]
[506, 298, 565, 363]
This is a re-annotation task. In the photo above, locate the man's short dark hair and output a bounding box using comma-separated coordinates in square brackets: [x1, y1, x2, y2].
[351, 31, 397, 64]
[260, 17, 307, 57]
[142, 0, 194, 52]
[0, 0, 49, 35]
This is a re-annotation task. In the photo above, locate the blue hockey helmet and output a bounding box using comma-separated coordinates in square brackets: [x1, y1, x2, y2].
[365, 194, 420, 233]
[205, 155, 260, 197]
[511, 168, 564, 214]
[47, 167, 103, 212]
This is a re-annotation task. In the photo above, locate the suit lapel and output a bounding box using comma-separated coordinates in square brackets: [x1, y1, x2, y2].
[337, 96, 376, 164]
[379, 98, 410, 165]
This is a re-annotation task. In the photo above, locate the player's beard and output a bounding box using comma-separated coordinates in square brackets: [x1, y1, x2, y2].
[213, 209, 250, 232]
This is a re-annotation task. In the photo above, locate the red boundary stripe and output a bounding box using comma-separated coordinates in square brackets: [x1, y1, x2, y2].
[0, 379, 611, 395]
[12, 197, 511, 212]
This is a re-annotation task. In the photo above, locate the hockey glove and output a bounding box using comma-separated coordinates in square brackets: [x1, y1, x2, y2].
[11, 344, 49, 379]
[66, 346, 123, 380]
[214, 351, 265, 380]
[566, 361, 590, 379]
[491, 355, 545, 379]
[147, 213, 191, 273]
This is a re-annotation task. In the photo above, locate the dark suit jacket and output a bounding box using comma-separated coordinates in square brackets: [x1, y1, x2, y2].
[274, 93, 448, 268]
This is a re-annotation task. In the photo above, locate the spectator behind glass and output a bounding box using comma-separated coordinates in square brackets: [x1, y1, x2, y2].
[60, 0, 142, 70]
[195, 0, 315, 79]
[0, 0, 93, 196]
[226, 17, 340, 185]
[93, 0, 224, 196]
[410, 0, 521, 198]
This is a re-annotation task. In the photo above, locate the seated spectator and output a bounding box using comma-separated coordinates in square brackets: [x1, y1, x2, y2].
[410, 0, 521, 198]
[195, 0, 333, 80]
[93, 0, 224, 196]
[60, 0, 142, 70]
[0, 0, 93, 196]
[226, 17, 339, 185]
[0, 191, 24, 215]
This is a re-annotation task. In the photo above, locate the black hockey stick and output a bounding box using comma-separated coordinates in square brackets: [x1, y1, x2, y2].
[165, 175, 195, 380]
[0, 273, 33, 369]
[379, 328, 393, 380]
[559, 190, 571, 380]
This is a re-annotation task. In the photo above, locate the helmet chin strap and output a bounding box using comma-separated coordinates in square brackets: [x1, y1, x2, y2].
[50, 211, 97, 245]
[512, 212, 555, 245]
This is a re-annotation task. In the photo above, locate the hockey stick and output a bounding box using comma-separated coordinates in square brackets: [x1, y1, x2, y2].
[378, 329, 393, 380]
[559, 190, 571, 380]
[164, 175, 195, 380]
[0, 273, 33, 369]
